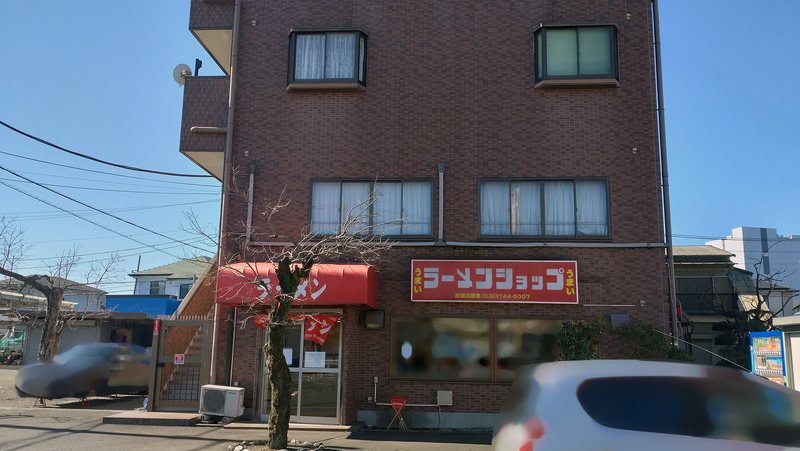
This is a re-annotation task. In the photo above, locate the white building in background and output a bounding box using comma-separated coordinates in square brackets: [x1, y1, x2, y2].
[129, 256, 211, 302]
[707, 227, 800, 293]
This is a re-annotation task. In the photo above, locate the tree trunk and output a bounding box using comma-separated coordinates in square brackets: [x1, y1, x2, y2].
[265, 322, 292, 450]
[38, 287, 63, 361]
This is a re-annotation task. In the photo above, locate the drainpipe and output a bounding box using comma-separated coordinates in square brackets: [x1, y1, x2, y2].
[211, 0, 241, 385]
[652, 0, 678, 342]
[436, 164, 446, 246]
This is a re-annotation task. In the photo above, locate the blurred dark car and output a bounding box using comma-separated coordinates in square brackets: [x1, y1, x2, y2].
[15, 343, 150, 399]
[493, 360, 800, 451]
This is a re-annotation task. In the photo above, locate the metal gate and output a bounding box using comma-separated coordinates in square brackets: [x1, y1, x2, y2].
[147, 319, 211, 412]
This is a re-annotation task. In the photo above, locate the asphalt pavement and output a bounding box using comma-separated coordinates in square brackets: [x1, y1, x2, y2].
[0, 367, 492, 450]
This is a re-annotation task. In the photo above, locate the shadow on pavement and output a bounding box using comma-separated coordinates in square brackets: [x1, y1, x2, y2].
[349, 429, 492, 445]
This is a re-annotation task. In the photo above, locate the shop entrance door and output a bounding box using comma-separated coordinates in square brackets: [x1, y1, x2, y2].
[261, 313, 342, 424]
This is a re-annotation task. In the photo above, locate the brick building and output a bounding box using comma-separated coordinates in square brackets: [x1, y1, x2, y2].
[178, 0, 672, 427]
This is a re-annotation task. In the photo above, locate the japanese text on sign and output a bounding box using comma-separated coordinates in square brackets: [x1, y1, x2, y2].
[411, 260, 578, 304]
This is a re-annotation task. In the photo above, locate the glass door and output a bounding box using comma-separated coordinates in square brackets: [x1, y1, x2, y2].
[261, 312, 342, 424]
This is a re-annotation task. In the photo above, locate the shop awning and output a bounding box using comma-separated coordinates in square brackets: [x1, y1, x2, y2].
[215, 262, 377, 308]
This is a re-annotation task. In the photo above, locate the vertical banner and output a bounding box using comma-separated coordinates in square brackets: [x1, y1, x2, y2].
[411, 260, 578, 304]
[153, 319, 161, 336]
[751, 331, 787, 386]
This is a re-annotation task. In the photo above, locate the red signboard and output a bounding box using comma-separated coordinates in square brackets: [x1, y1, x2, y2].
[391, 397, 406, 409]
[153, 319, 161, 336]
[411, 260, 578, 304]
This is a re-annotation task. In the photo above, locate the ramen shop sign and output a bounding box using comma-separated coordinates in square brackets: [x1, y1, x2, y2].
[411, 260, 578, 304]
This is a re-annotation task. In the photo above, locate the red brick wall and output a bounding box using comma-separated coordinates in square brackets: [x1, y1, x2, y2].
[189, 0, 669, 421]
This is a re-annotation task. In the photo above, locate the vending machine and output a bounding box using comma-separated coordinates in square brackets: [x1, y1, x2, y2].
[750, 331, 788, 386]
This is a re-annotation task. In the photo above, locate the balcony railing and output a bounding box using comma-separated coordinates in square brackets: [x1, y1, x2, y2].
[677, 293, 737, 315]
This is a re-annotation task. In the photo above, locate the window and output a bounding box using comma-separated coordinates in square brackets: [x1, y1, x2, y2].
[310, 180, 432, 237]
[480, 179, 609, 238]
[149, 281, 165, 295]
[534, 25, 618, 88]
[179, 283, 192, 299]
[391, 316, 558, 381]
[287, 29, 367, 92]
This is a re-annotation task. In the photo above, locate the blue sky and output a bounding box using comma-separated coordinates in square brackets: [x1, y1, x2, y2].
[1, 1, 798, 294]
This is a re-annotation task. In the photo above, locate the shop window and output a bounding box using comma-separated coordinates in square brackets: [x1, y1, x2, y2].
[149, 281, 165, 295]
[534, 25, 618, 88]
[480, 179, 608, 239]
[391, 316, 559, 381]
[287, 29, 367, 92]
[310, 180, 432, 237]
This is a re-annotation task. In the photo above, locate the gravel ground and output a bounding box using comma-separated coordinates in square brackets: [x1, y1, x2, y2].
[0, 365, 147, 410]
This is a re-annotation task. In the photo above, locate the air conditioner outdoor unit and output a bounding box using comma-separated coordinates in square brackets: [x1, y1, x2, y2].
[198, 385, 245, 418]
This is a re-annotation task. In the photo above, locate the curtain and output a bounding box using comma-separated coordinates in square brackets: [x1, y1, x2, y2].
[326, 33, 356, 79]
[481, 182, 510, 235]
[576, 181, 608, 235]
[311, 182, 340, 234]
[545, 29, 577, 76]
[359, 36, 366, 82]
[295, 35, 325, 80]
[544, 181, 575, 235]
[578, 27, 612, 75]
[340, 182, 370, 234]
[373, 182, 402, 235]
[402, 182, 431, 235]
[510, 181, 541, 236]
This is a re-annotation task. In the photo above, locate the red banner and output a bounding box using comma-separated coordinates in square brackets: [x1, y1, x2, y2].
[411, 260, 578, 304]
[253, 313, 339, 345]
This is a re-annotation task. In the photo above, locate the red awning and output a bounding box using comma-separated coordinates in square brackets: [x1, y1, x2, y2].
[215, 262, 377, 308]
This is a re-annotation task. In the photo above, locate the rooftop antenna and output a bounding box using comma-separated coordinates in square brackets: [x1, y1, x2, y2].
[173, 63, 193, 86]
[194, 58, 203, 76]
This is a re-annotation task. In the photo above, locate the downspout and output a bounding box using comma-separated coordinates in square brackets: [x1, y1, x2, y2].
[246, 164, 256, 244]
[212, 0, 241, 385]
[436, 163, 446, 245]
[652, 0, 678, 342]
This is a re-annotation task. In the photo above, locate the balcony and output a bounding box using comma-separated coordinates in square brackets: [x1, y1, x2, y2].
[189, 0, 234, 75]
[677, 293, 737, 315]
[179, 75, 229, 181]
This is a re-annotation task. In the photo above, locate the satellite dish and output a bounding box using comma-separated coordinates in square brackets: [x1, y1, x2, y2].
[173, 63, 193, 86]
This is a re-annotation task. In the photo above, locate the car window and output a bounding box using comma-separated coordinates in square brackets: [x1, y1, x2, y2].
[577, 375, 800, 446]
[577, 376, 714, 438]
[53, 345, 115, 364]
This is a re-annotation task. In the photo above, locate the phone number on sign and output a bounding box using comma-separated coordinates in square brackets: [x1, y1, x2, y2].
[455, 293, 532, 300]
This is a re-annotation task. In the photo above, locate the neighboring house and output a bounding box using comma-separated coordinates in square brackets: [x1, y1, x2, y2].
[130, 256, 211, 303]
[177, 0, 672, 426]
[0, 278, 101, 311]
[673, 245, 738, 366]
[707, 227, 800, 294]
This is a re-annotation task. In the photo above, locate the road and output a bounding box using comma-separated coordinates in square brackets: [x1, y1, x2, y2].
[0, 368, 492, 451]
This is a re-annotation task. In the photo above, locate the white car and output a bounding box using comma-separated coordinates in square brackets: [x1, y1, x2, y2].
[493, 360, 800, 451]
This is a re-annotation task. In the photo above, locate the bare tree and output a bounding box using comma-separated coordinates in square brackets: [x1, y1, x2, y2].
[215, 188, 391, 450]
[714, 243, 799, 369]
[0, 216, 28, 271]
[0, 218, 123, 361]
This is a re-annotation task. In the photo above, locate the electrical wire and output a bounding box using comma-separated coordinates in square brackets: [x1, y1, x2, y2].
[0, 177, 218, 196]
[0, 150, 219, 187]
[0, 165, 210, 256]
[2, 199, 218, 221]
[0, 120, 213, 178]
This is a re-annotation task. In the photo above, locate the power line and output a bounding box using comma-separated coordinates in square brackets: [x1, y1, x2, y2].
[0, 167, 208, 257]
[0, 177, 219, 196]
[2, 199, 218, 221]
[0, 150, 219, 187]
[0, 120, 213, 178]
